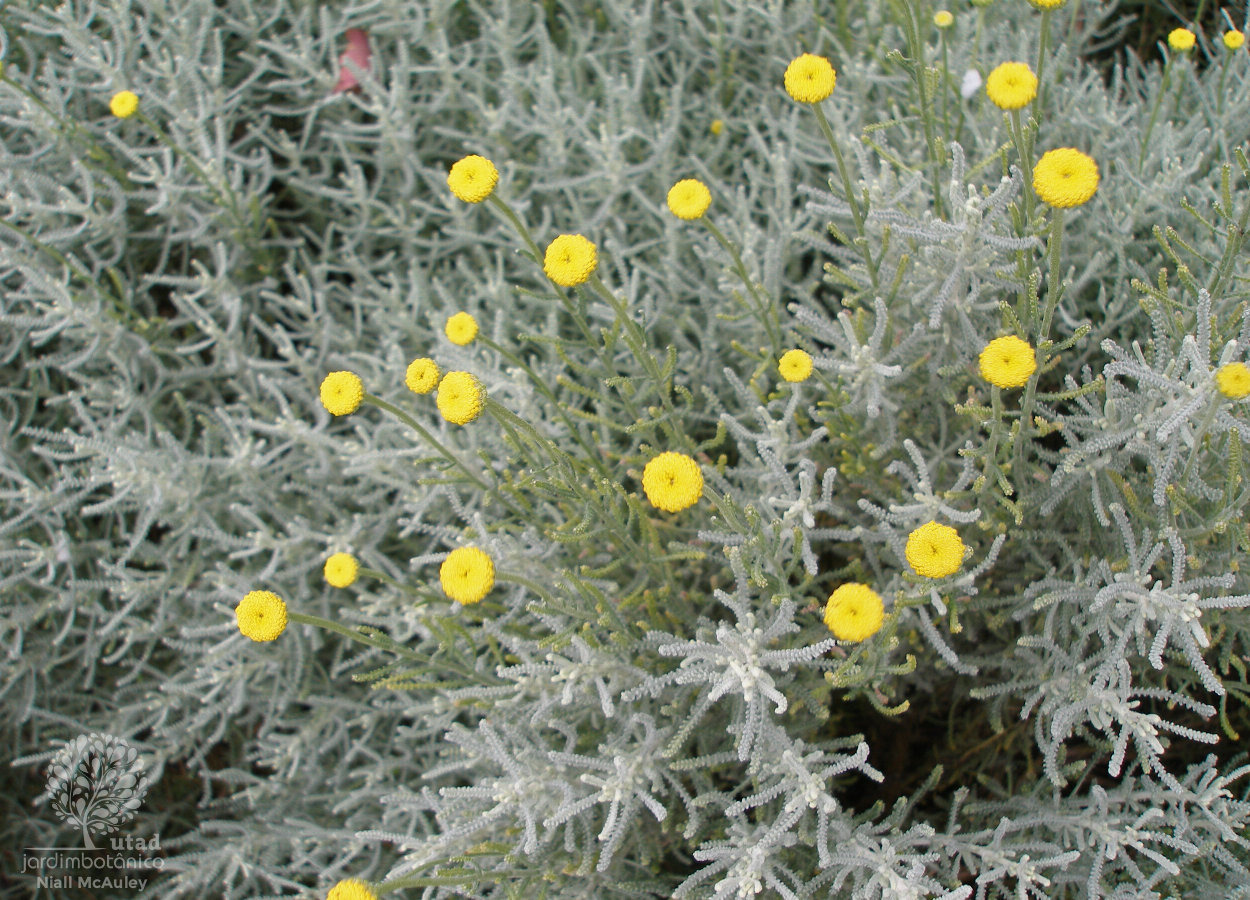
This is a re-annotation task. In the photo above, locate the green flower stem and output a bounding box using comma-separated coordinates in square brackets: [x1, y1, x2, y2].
[1179, 395, 1222, 491]
[477, 335, 612, 477]
[486, 193, 544, 265]
[0, 217, 131, 325]
[939, 29, 952, 143]
[588, 275, 695, 451]
[1034, 9, 1052, 113]
[358, 567, 439, 603]
[1009, 108, 1035, 226]
[1139, 57, 1174, 171]
[484, 398, 581, 483]
[700, 217, 784, 358]
[361, 393, 526, 518]
[1011, 207, 1063, 470]
[811, 104, 867, 241]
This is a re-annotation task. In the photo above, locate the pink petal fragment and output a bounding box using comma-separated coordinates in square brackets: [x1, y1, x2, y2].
[332, 28, 371, 94]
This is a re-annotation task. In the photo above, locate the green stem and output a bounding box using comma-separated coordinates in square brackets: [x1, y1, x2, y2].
[1139, 57, 1174, 171]
[1034, 9, 1052, 114]
[700, 217, 784, 357]
[940, 31, 952, 144]
[485, 398, 581, 482]
[478, 335, 612, 477]
[588, 275, 695, 450]
[486, 193, 543, 265]
[811, 104, 880, 288]
[1179, 396, 1222, 490]
[1009, 108, 1035, 227]
[1011, 207, 1063, 470]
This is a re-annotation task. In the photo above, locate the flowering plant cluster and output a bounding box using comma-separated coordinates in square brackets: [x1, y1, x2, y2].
[3, 1, 1250, 899]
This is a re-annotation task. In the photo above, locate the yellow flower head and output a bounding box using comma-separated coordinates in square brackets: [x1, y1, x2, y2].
[440, 546, 495, 604]
[321, 371, 364, 416]
[934, 10, 954, 28]
[436, 371, 485, 425]
[1028, 0, 1066, 9]
[1216, 362, 1250, 399]
[642, 451, 703, 512]
[1225, 30, 1245, 50]
[236, 591, 288, 642]
[445, 311, 479, 345]
[324, 553, 359, 588]
[1032, 148, 1099, 208]
[109, 90, 139, 118]
[447, 155, 499, 203]
[1168, 28, 1196, 51]
[979, 335, 1036, 388]
[905, 522, 966, 578]
[823, 583, 885, 643]
[543, 234, 598, 287]
[985, 62, 1037, 110]
[784, 53, 836, 103]
[667, 179, 712, 220]
[406, 357, 441, 394]
[779, 349, 814, 383]
[327, 879, 378, 900]
[710, 119, 724, 135]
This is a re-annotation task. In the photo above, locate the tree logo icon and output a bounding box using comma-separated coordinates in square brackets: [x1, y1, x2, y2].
[46, 733, 150, 848]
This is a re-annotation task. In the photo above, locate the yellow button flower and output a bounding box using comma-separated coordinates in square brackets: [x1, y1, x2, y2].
[1168, 28, 1196, 51]
[1217, 362, 1250, 399]
[327, 879, 378, 900]
[667, 179, 712, 220]
[1028, 0, 1066, 8]
[1032, 148, 1099, 208]
[440, 546, 495, 604]
[784, 53, 836, 103]
[778, 349, 814, 383]
[321, 371, 364, 416]
[445, 311, 479, 345]
[109, 90, 139, 118]
[985, 62, 1037, 110]
[979, 335, 1036, 388]
[933, 10, 954, 28]
[236, 591, 288, 642]
[405, 357, 440, 394]
[823, 583, 885, 642]
[447, 155, 499, 203]
[436, 371, 485, 425]
[324, 553, 359, 588]
[1225, 30, 1245, 50]
[642, 451, 703, 513]
[905, 522, 966, 578]
[710, 119, 724, 135]
[543, 234, 598, 287]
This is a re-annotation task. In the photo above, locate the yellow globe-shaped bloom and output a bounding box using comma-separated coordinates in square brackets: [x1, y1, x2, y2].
[823, 583, 885, 643]
[1168, 28, 1196, 51]
[778, 349, 814, 383]
[933, 10, 954, 28]
[710, 119, 724, 135]
[979, 335, 1036, 388]
[1216, 362, 1250, 399]
[543, 234, 598, 286]
[905, 522, 966, 578]
[1028, 0, 1066, 9]
[324, 553, 359, 588]
[447, 155, 499, 203]
[445, 311, 479, 345]
[236, 591, 288, 642]
[784, 53, 836, 103]
[327, 878, 378, 900]
[642, 452, 703, 513]
[1225, 30, 1246, 50]
[320, 371, 364, 416]
[109, 90, 139, 118]
[1032, 148, 1099, 208]
[436, 371, 486, 425]
[667, 179, 712, 220]
[985, 62, 1037, 110]
[440, 546, 495, 604]
[406, 358, 440, 394]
